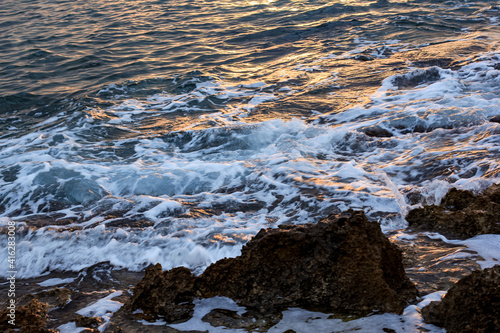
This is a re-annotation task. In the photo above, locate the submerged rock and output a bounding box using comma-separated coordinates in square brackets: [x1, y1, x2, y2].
[422, 265, 500, 333]
[406, 184, 500, 239]
[126, 210, 417, 324]
[0, 299, 57, 333]
[362, 125, 393, 138]
[392, 67, 441, 89]
[490, 115, 500, 123]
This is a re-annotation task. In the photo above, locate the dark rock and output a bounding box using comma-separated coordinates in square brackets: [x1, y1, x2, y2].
[127, 265, 197, 323]
[202, 308, 281, 332]
[440, 188, 477, 211]
[422, 265, 500, 333]
[19, 287, 71, 311]
[75, 314, 103, 328]
[196, 210, 417, 315]
[406, 184, 500, 239]
[490, 115, 500, 123]
[392, 67, 441, 89]
[0, 299, 57, 333]
[354, 54, 374, 61]
[412, 58, 454, 69]
[362, 126, 393, 138]
[126, 210, 417, 323]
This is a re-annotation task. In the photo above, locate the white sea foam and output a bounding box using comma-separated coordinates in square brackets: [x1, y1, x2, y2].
[167, 293, 448, 333]
[58, 291, 124, 333]
[38, 277, 76, 287]
[0, 50, 499, 280]
[60, 290, 124, 332]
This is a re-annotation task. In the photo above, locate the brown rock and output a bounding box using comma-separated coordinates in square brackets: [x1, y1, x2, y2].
[126, 210, 417, 323]
[196, 210, 417, 315]
[201, 308, 281, 332]
[19, 287, 71, 311]
[422, 265, 500, 333]
[406, 184, 500, 239]
[0, 299, 58, 333]
[127, 265, 197, 322]
[362, 125, 393, 138]
[75, 314, 103, 329]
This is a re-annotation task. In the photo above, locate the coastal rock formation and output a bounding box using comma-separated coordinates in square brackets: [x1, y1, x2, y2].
[127, 210, 417, 323]
[19, 287, 71, 311]
[196, 210, 417, 314]
[422, 265, 500, 333]
[406, 184, 500, 239]
[128, 265, 197, 322]
[75, 314, 103, 329]
[202, 308, 282, 332]
[0, 299, 57, 333]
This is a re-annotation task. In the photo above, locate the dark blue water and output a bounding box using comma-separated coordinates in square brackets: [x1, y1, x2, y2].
[1, 0, 497, 98]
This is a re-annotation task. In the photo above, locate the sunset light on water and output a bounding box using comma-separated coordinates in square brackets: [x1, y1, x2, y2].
[1, 1, 499, 332]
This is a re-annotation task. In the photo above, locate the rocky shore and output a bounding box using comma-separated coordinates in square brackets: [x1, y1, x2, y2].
[406, 184, 500, 239]
[126, 210, 417, 321]
[1, 185, 499, 333]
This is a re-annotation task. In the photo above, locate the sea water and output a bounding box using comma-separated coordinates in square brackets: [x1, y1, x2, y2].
[1, 0, 500, 332]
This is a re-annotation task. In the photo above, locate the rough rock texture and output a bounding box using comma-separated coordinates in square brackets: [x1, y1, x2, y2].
[202, 308, 281, 332]
[196, 210, 417, 315]
[422, 265, 500, 333]
[406, 184, 500, 239]
[127, 210, 417, 323]
[75, 314, 103, 329]
[127, 265, 197, 322]
[19, 287, 71, 311]
[0, 299, 58, 333]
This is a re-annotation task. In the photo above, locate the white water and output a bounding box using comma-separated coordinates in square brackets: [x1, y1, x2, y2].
[1, 49, 500, 279]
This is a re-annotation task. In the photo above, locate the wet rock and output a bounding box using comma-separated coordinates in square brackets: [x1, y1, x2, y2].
[406, 184, 500, 239]
[392, 67, 441, 89]
[490, 115, 500, 123]
[196, 210, 417, 315]
[75, 314, 103, 329]
[382, 329, 397, 333]
[422, 265, 500, 333]
[19, 287, 72, 310]
[411, 58, 454, 69]
[74, 261, 143, 292]
[127, 265, 197, 322]
[202, 308, 282, 332]
[126, 210, 417, 323]
[0, 299, 57, 333]
[362, 125, 393, 138]
[354, 54, 374, 61]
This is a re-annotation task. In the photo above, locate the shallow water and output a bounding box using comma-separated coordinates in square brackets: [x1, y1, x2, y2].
[1, 0, 500, 330]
